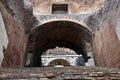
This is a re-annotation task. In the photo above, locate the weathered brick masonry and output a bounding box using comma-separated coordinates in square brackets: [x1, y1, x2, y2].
[0, 0, 120, 80]
[0, 67, 120, 80]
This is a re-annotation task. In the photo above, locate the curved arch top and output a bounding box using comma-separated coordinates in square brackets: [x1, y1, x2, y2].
[30, 19, 92, 36]
[48, 59, 71, 67]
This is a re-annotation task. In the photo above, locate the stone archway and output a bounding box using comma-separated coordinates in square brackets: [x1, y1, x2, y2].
[48, 59, 70, 67]
[25, 20, 94, 67]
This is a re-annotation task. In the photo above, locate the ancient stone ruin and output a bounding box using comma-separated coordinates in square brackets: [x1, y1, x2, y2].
[0, 0, 120, 79]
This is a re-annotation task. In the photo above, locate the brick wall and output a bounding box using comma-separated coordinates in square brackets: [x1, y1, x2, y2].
[0, 67, 120, 80]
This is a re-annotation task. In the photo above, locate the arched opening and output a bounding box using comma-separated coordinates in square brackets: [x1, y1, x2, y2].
[25, 21, 94, 67]
[41, 47, 86, 67]
[48, 59, 70, 67]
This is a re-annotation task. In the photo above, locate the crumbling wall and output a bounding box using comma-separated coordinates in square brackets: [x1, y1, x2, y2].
[87, 0, 120, 68]
[25, 0, 104, 15]
[0, 0, 120, 68]
[0, 0, 35, 68]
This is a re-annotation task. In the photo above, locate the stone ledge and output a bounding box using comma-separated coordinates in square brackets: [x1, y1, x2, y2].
[0, 67, 120, 80]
